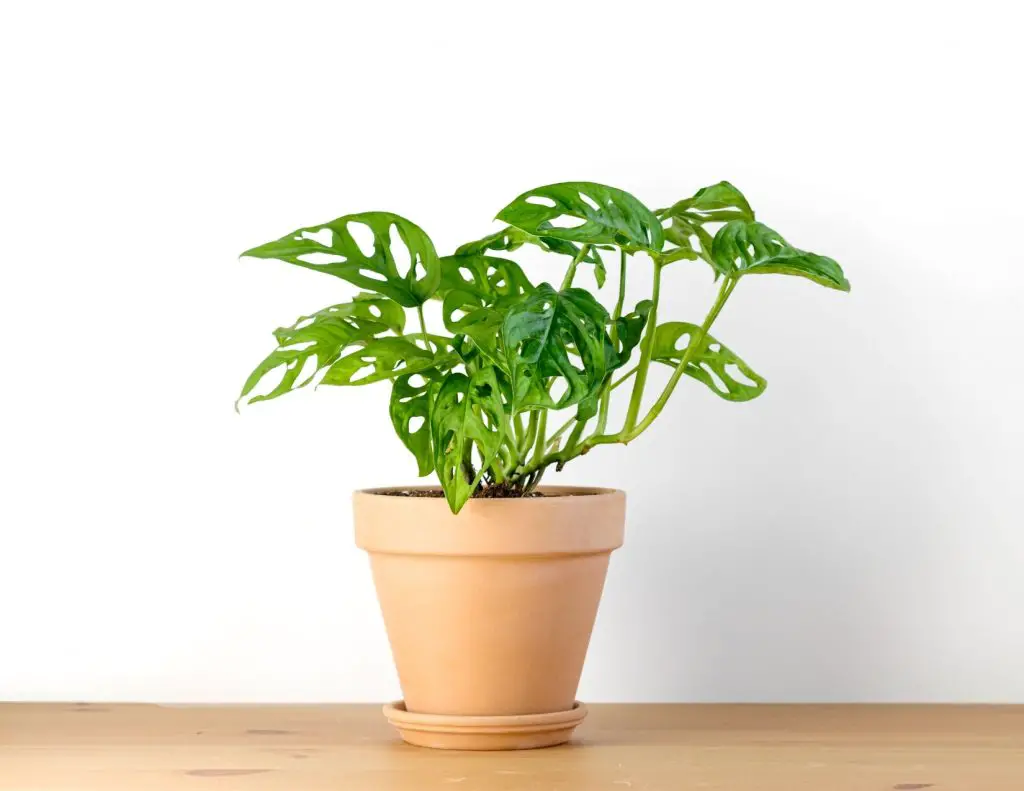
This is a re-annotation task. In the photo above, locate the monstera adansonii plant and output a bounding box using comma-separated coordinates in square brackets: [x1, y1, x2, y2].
[239, 181, 849, 512]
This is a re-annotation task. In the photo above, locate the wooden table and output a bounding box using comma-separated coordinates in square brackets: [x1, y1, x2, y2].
[2, 704, 1022, 790]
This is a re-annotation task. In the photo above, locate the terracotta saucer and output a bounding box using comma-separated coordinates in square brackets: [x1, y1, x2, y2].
[382, 700, 588, 750]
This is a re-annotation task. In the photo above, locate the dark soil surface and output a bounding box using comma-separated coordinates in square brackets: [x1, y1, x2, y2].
[385, 488, 550, 499]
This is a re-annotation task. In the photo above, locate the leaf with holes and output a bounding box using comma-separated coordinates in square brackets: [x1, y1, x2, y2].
[653, 322, 766, 401]
[497, 182, 664, 252]
[436, 254, 534, 303]
[442, 289, 508, 369]
[659, 181, 755, 265]
[321, 337, 455, 386]
[430, 368, 506, 513]
[501, 284, 610, 412]
[390, 369, 445, 477]
[455, 227, 609, 286]
[241, 211, 441, 306]
[710, 220, 850, 291]
[237, 296, 404, 408]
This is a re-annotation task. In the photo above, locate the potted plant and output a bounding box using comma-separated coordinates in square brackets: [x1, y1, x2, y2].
[238, 181, 849, 749]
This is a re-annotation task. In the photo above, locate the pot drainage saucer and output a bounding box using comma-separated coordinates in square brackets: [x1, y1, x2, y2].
[382, 700, 588, 750]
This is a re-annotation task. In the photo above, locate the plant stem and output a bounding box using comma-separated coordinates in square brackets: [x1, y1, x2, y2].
[597, 249, 629, 434]
[531, 410, 548, 463]
[627, 277, 736, 438]
[560, 244, 592, 290]
[622, 257, 662, 433]
[416, 305, 433, 352]
[546, 365, 638, 451]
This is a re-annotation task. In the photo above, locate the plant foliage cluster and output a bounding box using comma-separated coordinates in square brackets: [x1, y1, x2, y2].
[239, 181, 849, 512]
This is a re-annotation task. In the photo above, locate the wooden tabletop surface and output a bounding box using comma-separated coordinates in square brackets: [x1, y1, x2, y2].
[2, 703, 1022, 790]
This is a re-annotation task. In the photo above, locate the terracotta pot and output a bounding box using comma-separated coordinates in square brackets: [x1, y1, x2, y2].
[353, 485, 625, 750]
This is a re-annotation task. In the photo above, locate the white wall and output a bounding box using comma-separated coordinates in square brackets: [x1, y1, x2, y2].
[2, 0, 1022, 703]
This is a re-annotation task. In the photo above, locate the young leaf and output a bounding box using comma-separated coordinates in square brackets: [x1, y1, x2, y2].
[441, 289, 508, 370]
[497, 182, 664, 252]
[321, 337, 454, 386]
[711, 220, 850, 291]
[660, 181, 755, 265]
[501, 284, 610, 412]
[241, 211, 441, 307]
[436, 254, 533, 303]
[390, 369, 443, 477]
[652, 322, 767, 401]
[430, 368, 506, 513]
[237, 297, 403, 408]
[609, 300, 653, 371]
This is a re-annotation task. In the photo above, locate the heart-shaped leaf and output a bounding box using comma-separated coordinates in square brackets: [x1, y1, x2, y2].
[436, 254, 534, 303]
[237, 295, 404, 408]
[241, 211, 441, 307]
[653, 322, 767, 401]
[390, 369, 445, 477]
[501, 284, 610, 412]
[321, 337, 455, 386]
[660, 181, 755, 265]
[430, 367, 506, 513]
[455, 227, 609, 286]
[497, 182, 664, 252]
[711, 220, 850, 291]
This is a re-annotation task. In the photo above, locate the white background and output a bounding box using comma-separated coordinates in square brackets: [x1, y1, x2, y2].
[2, 1, 1022, 703]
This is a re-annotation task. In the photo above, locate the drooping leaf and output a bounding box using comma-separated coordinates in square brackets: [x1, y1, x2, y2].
[390, 368, 444, 477]
[321, 337, 455, 386]
[430, 367, 506, 513]
[659, 181, 755, 265]
[501, 284, 610, 412]
[241, 211, 441, 307]
[455, 227, 608, 286]
[652, 322, 767, 401]
[237, 296, 404, 408]
[711, 220, 850, 291]
[497, 182, 664, 252]
[436, 253, 533, 303]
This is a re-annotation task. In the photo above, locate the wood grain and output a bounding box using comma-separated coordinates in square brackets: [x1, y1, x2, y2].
[1, 703, 1022, 790]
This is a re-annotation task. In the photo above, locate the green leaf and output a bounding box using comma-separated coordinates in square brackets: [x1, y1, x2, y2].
[441, 289, 508, 370]
[241, 211, 441, 307]
[321, 337, 454, 386]
[652, 322, 767, 401]
[237, 296, 403, 408]
[610, 300, 653, 371]
[497, 182, 664, 252]
[455, 226, 608, 286]
[501, 284, 610, 412]
[436, 254, 533, 303]
[711, 220, 850, 291]
[390, 369, 444, 477]
[430, 368, 506, 513]
[660, 181, 754, 265]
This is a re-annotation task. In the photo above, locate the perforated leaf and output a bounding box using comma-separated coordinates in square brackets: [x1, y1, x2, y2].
[455, 227, 608, 286]
[436, 254, 534, 303]
[441, 289, 508, 369]
[497, 182, 664, 252]
[237, 295, 404, 408]
[710, 220, 850, 291]
[430, 368, 506, 513]
[390, 369, 445, 477]
[321, 337, 455, 386]
[501, 284, 610, 412]
[660, 181, 755, 265]
[610, 300, 653, 371]
[653, 322, 766, 401]
[241, 211, 441, 306]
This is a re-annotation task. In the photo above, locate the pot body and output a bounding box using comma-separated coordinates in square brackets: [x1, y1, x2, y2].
[354, 486, 625, 718]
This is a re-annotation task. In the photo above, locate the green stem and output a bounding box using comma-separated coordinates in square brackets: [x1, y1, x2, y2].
[627, 277, 736, 438]
[560, 244, 592, 290]
[546, 365, 638, 451]
[416, 305, 433, 353]
[597, 249, 629, 434]
[622, 258, 662, 432]
[531, 411, 548, 463]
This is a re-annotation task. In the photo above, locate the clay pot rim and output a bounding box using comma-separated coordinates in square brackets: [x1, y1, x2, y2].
[356, 484, 621, 499]
[383, 699, 588, 734]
